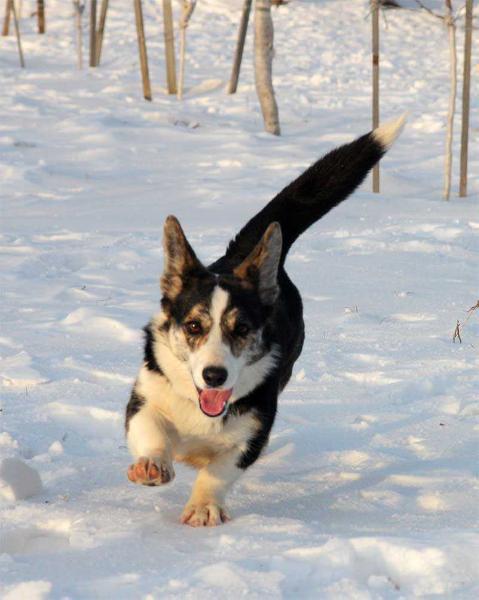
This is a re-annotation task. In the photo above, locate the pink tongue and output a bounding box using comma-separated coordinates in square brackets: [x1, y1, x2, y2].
[199, 389, 232, 417]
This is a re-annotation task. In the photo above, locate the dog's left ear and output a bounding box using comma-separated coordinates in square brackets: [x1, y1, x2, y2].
[161, 215, 204, 298]
[234, 222, 282, 305]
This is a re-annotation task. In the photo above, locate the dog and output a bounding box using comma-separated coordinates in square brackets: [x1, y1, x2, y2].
[125, 115, 405, 527]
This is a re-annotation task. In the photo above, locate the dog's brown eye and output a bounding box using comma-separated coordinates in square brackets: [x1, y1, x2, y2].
[184, 320, 202, 335]
[235, 323, 250, 337]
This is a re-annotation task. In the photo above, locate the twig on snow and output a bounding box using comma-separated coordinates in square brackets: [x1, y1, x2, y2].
[453, 299, 479, 343]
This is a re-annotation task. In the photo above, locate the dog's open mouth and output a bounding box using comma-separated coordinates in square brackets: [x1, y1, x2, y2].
[198, 388, 233, 417]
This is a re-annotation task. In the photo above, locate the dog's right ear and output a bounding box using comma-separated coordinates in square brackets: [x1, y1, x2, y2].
[161, 215, 203, 298]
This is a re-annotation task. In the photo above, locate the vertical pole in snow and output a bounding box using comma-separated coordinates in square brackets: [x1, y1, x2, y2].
[73, 1, 83, 69]
[254, 0, 280, 135]
[443, 0, 456, 201]
[162, 0, 177, 94]
[178, 1, 196, 100]
[9, 0, 25, 66]
[178, 4, 187, 100]
[37, 0, 45, 33]
[95, 0, 109, 66]
[89, 0, 97, 67]
[459, 0, 473, 197]
[228, 0, 252, 94]
[372, 0, 380, 193]
[134, 0, 152, 101]
[2, 0, 12, 36]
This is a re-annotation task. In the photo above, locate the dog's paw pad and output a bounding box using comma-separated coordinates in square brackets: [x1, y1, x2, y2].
[180, 502, 231, 527]
[127, 457, 174, 486]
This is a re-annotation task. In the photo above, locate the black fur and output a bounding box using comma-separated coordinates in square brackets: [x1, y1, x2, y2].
[226, 376, 279, 469]
[132, 127, 393, 469]
[217, 131, 385, 269]
[125, 388, 146, 432]
[162, 268, 217, 323]
[143, 324, 164, 375]
[210, 130, 388, 468]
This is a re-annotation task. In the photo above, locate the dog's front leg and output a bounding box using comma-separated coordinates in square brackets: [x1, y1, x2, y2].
[126, 397, 175, 487]
[181, 449, 242, 527]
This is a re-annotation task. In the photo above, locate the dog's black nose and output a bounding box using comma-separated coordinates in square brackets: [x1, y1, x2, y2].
[202, 366, 228, 388]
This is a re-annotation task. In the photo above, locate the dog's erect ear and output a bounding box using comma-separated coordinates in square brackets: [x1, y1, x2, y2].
[234, 222, 282, 305]
[161, 215, 204, 298]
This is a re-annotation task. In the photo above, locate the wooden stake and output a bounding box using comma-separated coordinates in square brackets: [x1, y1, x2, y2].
[254, 0, 280, 135]
[89, 0, 97, 67]
[95, 0, 109, 66]
[443, 0, 456, 200]
[372, 0, 380, 193]
[73, 1, 83, 69]
[162, 0, 177, 94]
[134, 0, 152, 101]
[2, 0, 12, 36]
[228, 0, 252, 94]
[9, 0, 25, 67]
[459, 0, 473, 197]
[37, 0, 45, 33]
[178, 1, 196, 100]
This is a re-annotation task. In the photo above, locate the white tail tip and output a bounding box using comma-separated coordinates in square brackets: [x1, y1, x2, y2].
[372, 113, 407, 150]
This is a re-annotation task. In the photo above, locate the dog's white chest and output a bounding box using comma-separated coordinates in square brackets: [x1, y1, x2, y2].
[136, 366, 258, 467]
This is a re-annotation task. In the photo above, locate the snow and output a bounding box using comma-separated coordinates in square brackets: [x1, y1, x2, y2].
[0, 458, 43, 502]
[1, 0, 478, 597]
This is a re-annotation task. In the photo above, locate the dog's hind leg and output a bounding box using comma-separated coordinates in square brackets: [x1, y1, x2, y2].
[126, 390, 175, 486]
[180, 449, 242, 527]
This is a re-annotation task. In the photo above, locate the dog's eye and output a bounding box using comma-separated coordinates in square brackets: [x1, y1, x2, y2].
[234, 323, 250, 337]
[184, 321, 202, 335]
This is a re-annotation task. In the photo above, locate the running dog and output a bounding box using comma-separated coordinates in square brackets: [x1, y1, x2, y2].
[125, 115, 405, 526]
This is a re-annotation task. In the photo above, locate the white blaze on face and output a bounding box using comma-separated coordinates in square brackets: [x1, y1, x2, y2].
[189, 286, 245, 391]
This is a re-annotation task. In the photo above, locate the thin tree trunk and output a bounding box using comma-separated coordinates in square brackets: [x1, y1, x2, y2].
[254, 0, 280, 135]
[134, 0, 152, 101]
[178, 18, 186, 99]
[443, 0, 456, 200]
[228, 0, 252, 94]
[89, 0, 97, 67]
[372, 0, 380, 193]
[95, 0, 109, 66]
[162, 0, 177, 94]
[459, 0, 473, 197]
[37, 0, 45, 33]
[178, 1, 196, 100]
[10, 0, 24, 66]
[73, 1, 83, 69]
[2, 0, 12, 36]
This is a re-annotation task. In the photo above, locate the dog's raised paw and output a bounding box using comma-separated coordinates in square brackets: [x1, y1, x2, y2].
[127, 457, 174, 486]
[180, 502, 231, 527]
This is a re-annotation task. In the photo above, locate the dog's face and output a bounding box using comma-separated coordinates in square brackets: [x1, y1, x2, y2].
[157, 216, 281, 417]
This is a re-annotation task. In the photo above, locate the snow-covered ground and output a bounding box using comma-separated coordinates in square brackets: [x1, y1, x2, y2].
[1, 0, 478, 598]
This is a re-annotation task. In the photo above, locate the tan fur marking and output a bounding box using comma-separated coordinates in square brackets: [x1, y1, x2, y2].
[176, 448, 219, 469]
[183, 303, 212, 350]
[220, 307, 262, 358]
[223, 307, 239, 329]
[160, 274, 183, 299]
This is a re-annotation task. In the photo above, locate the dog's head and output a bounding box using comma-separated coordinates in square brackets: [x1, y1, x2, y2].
[157, 215, 281, 417]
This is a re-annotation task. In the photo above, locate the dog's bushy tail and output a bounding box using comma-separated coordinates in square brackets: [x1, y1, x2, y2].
[224, 114, 406, 266]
